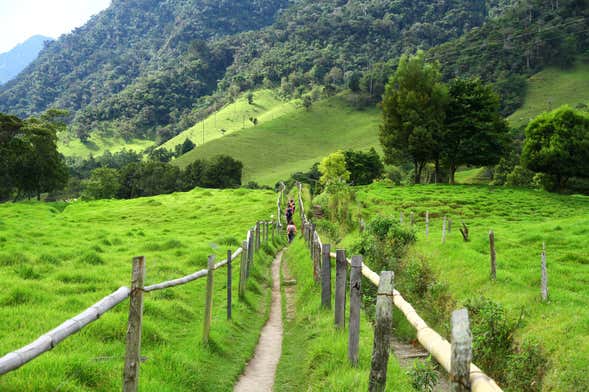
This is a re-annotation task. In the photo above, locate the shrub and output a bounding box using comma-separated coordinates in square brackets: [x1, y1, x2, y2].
[407, 356, 438, 392]
[79, 251, 105, 265]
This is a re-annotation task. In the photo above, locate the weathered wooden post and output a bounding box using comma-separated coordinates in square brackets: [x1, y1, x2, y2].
[321, 244, 332, 309]
[541, 242, 548, 302]
[255, 222, 261, 251]
[349, 255, 362, 367]
[203, 255, 215, 344]
[239, 241, 248, 299]
[247, 229, 254, 277]
[265, 221, 269, 244]
[271, 221, 275, 242]
[442, 216, 447, 244]
[410, 212, 415, 227]
[400, 211, 404, 224]
[227, 250, 232, 320]
[335, 249, 347, 329]
[123, 256, 145, 392]
[451, 308, 472, 392]
[313, 236, 321, 283]
[369, 271, 394, 392]
[425, 211, 429, 239]
[489, 230, 496, 281]
[448, 217, 452, 233]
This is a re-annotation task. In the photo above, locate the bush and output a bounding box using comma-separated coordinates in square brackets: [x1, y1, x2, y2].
[407, 356, 438, 392]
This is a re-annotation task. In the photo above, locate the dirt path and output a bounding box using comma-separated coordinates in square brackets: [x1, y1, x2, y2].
[234, 251, 284, 392]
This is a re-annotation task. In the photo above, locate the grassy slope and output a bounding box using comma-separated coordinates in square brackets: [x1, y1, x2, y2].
[508, 61, 589, 128]
[276, 240, 415, 391]
[0, 188, 278, 391]
[174, 96, 381, 185]
[58, 133, 153, 158]
[346, 183, 589, 391]
[161, 89, 299, 152]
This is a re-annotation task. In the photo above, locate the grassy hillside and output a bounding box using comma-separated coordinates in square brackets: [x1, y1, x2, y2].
[0, 188, 278, 391]
[337, 183, 589, 390]
[161, 90, 298, 152]
[58, 133, 153, 158]
[508, 61, 589, 128]
[174, 96, 382, 185]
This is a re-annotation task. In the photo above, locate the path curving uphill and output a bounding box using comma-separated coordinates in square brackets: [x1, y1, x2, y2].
[234, 251, 284, 392]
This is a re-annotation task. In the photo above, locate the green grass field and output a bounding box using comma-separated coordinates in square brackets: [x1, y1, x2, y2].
[508, 61, 589, 129]
[0, 188, 279, 391]
[58, 132, 153, 158]
[334, 183, 589, 391]
[161, 90, 299, 153]
[276, 240, 415, 391]
[174, 96, 381, 185]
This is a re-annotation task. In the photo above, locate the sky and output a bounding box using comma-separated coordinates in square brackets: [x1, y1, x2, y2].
[0, 0, 111, 53]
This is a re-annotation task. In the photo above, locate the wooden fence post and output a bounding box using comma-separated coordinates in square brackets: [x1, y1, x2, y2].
[239, 241, 247, 299]
[313, 237, 321, 283]
[425, 211, 429, 239]
[448, 217, 452, 233]
[400, 211, 404, 224]
[271, 221, 275, 242]
[335, 249, 347, 329]
[451, 308, 472, 392]
[349, 255, 362, 367]
[541, 242, 548, 302]
[248, 229, 254, 275]
[442, 216, 447, 244]
[369, 271, 394, 392]
[227, 250, 232, 320]
[489, 230, 496, 281]
[321, 244, 332, 309]
[255, 222, 261, 251]
[123, 256, 146, 392]
[410, 212, 415, 227]
[203, 255, 215, 344]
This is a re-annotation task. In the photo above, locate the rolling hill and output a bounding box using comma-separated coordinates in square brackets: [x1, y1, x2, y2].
[0, 35, 53, 85]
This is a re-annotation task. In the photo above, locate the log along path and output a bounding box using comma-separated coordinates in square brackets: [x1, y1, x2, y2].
[234, 251, 284, 392]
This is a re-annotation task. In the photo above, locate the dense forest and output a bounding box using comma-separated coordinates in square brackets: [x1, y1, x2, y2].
[0, 0, 587, 146]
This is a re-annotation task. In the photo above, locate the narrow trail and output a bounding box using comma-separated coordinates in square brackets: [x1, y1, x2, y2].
[234, 251, 284, 392]
[391, 338, 451, 391]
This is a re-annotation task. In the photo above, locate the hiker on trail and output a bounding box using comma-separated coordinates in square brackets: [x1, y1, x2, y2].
[287, 221, 297, 243]
[286, 205, 293, 223]
[289, 199, 296, 214]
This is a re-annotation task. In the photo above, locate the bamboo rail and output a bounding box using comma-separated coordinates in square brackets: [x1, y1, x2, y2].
[295, 182, 503, 392]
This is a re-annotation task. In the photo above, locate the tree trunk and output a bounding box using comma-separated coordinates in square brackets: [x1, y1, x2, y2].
[414, 161, 421, 184]
[449, 165, 457, 185]
[434, 159, 440, 184]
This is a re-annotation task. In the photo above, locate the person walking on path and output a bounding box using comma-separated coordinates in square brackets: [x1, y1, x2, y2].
[286, 221, 297, 243]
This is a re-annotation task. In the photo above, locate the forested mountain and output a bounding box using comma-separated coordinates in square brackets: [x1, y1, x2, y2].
[0, 35, 53, 85]
[0, 0, 586, 146]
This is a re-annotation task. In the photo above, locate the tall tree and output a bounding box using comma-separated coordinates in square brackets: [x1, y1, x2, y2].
[379, 51, 447, 184]
[521, 106, 589, 190]
[442, 78, 510, 184]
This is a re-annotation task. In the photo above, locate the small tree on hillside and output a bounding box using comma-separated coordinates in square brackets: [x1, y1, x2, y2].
[379, 51, 447, 184]
[442, 78, 510, 184]
[319, 151, 352, 224]
[521, 106, 589, 191]
[344, 148, 384, 185]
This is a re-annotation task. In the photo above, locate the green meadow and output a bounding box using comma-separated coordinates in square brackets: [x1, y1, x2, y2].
[0, 188, 279, 391]
[334, 183, 589, 390]
[58, 133, 153, 159]
[508, 61, 589, 129]
[174, 96, 381, 185]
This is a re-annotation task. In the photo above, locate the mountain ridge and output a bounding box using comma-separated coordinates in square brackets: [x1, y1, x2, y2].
[0, 35, 53, 85]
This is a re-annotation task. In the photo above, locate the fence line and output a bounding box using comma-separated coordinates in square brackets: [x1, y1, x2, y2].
[0, 187, 286, 386]
[295, 182, 502, 392]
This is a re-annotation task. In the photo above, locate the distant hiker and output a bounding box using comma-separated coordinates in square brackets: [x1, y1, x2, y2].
[287, 221, 297, 243]
[290, 199, 296, 213]
[286, 206, 293, 222]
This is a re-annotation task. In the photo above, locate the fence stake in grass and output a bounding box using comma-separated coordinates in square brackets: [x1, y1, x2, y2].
[425, 211, 430, 239]
[349, 255, 362, 367]
[313, 237, 321, 283]
[247, 229, 254, 277]
[400, 211, 404, 224]
[442, 216, 447, 244]
[448, 217, 452, 233]
[227, 250, 232, 320]
[239, 241, 247, 299]
[460, 222, 469, 242]
[489, 230, 496, 281]
[203, 255, 215, 344]
[369, 271, 394, 392]
[255, 222, 261, 251]
[123, 256, 145, 392]
[410, 212, 415, 227]
[451, 308, 472, 392]
[321, 244, 332, 309]
[271, 221, 275, 242]
[335, 249, 347, 329]
[541, 242, 548, 302]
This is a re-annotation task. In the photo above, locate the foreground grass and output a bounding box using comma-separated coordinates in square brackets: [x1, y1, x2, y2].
[0, 188, 277, 391]
[508, 61, 589, 129]
[348, 182, 589, 391]
[275, 240, 415, 391]
[174, 95, 381, 185]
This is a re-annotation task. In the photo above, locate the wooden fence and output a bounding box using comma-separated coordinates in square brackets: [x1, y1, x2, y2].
[296, 182, 503, 392]
[0, 186, 286, 391]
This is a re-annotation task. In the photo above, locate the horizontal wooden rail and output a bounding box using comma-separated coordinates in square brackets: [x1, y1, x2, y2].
[0, 287, 131, 375]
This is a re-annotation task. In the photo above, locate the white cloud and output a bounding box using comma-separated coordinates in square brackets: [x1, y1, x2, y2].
[0, 0, 111, 53]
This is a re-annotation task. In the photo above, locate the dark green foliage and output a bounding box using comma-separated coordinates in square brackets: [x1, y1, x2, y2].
[174, 138, 196, 157]
[0, 111, 68, 201]
[407, 357, 438, 392]
[149, 148, 174, 163]
[118, 161, 181, 198]
[442, 78, 510, 183]
[521, 106, 589, 190]
[380, 51, 448, 184]
[344, 148, 384, 185]
[82, 168, 121, 200]
[201, 155, 243, 188]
